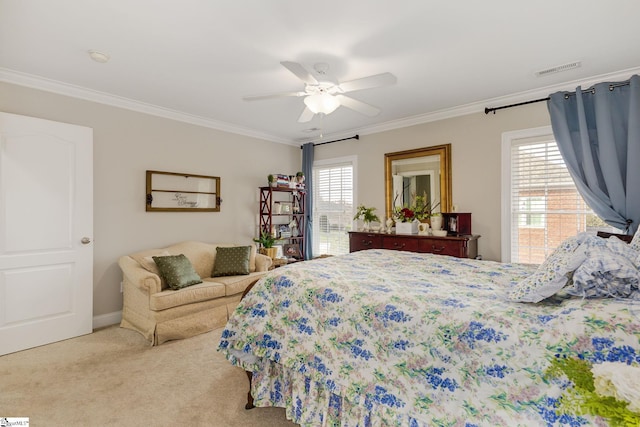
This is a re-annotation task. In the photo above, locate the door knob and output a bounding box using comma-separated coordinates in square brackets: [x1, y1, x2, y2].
[81, 237, 92, 244]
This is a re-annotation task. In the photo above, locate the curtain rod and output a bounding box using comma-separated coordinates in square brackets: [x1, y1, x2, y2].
[484, 81, 631, 114]
[301, 134, 359, 148]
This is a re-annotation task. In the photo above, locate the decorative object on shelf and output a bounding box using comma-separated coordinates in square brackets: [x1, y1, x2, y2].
[279, 224, 292, 238]
[418, 222, 430, 235]
[273, 202, 282, 214]
[271, 174, 291, 188]
[430, 213, 443, 231]
[395, 219, 419, 235]
[267, 174, 276, 187]
[295, 171, 306, 190]
[385, 217, 394, 233]
[289, 218, 299, 237]
[146, 170, 221, 212]
[280, 202, 292, 214]
[432, 229, 448, 237]
[283, 243, 302, 260]
[545, 357, 640, 426]
[253, 231, 277, 259]
[353, 205, 380, 232]
[443, 212, 472, 235]
[288, 177, 297, 189]
[273, 245, 284, 259]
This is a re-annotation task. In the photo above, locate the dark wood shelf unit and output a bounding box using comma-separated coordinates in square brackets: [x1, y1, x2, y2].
[259, 186, 305, 260]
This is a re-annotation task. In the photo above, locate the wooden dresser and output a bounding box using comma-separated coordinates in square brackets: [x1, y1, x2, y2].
[348, 231, 480, 259]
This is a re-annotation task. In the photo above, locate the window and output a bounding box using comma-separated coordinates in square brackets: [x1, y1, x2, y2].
[502, 126, 618, 264]
[518, 196, 545, 228]
[312, 156, 356, 256]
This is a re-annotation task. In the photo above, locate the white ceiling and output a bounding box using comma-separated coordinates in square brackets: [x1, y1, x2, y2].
[2, 0, 640, 145]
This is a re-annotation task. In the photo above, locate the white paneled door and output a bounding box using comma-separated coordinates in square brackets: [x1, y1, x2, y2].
[0, 112, 93, 355]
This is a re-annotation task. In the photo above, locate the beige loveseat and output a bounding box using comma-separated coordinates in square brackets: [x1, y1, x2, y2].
[118, 241, 272, 345]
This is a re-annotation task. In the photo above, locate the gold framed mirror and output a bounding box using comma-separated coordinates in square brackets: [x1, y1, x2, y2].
[384, 144, 452, 219]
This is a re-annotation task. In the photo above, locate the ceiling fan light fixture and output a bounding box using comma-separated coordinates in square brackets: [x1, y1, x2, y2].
[304, 93, 340, 115]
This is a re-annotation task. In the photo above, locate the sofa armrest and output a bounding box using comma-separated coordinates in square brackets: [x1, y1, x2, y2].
[118, 256, 162, 294]
[254, 253, 273, 272]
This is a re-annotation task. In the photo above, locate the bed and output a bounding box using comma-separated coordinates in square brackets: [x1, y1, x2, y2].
[218, 233, 640, 426]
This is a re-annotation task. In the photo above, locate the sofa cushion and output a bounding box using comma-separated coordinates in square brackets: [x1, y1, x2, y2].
[152, 254, 202, 290]
[162, 241, 259, 277]
[149, 281, 226, 311]
[211, 272, 264, 296]
[212, 246, 251, 276]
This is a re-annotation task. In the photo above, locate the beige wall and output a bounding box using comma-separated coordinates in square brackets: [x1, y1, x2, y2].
[0, 82, 301, 322]
[1, 80, 554, 323]
[313, 104, 552, 262]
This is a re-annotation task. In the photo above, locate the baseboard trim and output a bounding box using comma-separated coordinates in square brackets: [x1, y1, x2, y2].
[93, 311, 122, 330]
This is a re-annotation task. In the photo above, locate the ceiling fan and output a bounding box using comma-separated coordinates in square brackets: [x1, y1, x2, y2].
[242, 61, 397, 123]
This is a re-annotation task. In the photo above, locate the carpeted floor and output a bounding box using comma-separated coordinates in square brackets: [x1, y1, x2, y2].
[0, 325, 298, 427]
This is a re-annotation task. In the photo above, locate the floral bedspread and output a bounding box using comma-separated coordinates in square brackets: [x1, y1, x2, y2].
[218, 249, 640, 426]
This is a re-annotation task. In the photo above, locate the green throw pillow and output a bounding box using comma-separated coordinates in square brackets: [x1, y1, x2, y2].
[152, 254, 202, 290]
[212, 246, 251, 277]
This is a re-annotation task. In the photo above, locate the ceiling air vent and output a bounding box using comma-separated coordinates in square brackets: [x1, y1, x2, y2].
[535, 61, 581, 77]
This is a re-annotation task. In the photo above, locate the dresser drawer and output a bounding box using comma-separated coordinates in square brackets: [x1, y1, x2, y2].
[419, 238, 467, 257]
[349, 232, 479, 259]
[382, 235, 419, 252]
[349, 233, 382, 252]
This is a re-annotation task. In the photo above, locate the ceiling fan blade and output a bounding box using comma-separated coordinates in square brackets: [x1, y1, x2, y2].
[336, 95, 381, 116]
[297, 107, 315, 123]
[338, 72, 397, 93]
[281, 61, 318, 85]
[243, 91, 306, 101]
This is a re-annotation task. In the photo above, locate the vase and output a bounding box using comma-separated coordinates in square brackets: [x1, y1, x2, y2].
[430, 215, 443, 231]
[395, 221, 418, 235]
[362, 221, 370, 232]
[260, 247, 278, 259]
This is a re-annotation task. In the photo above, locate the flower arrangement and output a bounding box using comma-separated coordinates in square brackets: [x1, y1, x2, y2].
[353, 205, 380, 223]
[393, 192, 440, 223]
[395, 207, 416, 223]
[545, 357, 640, 426]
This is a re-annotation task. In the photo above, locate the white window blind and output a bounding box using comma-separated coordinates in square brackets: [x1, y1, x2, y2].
[312, 159, 354, 256]
[507, 132, 617, 264]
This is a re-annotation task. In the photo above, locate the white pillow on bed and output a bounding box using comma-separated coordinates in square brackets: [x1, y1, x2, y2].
[566, 245, 640, 299]
[508, 233, 591, 303]
[510, 233, 640, 303]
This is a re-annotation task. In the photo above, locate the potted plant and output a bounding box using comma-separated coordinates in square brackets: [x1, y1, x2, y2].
[267, 174, 275, 187]
[253, 231, 278, 259]
[353, 205, 380, 231]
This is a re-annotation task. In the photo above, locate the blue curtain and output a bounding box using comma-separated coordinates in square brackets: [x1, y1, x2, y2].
[547, 74, 640, 234]
[302, 142, 314, 259]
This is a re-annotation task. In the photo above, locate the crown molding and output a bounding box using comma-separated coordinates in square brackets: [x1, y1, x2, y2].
[2, 66, 639, 147]
[351, 66, 640, 138]
[0, 67, 294, 146]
